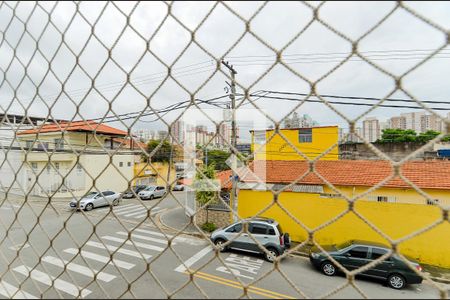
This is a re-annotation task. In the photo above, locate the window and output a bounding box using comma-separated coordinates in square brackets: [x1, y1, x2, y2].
[348, 246, 369, 259]
[226, 223, 242, 233]
[249, 223, 268, 235]
[46, 164, 51, 173]
[31, 162, 38, 170]
[103, 191, 114, 196]
[37, 141, 49, 150]
[26, 141, 33, 149]
[371, 248, 388, 260]
[253, 131, 266, 144]
[268, 227, 276, 235]
[55, 162, 60, 170]
[127, 162, 131, 167]
[299, 128, 312, 143]
[377, 196, 388, 202]
[76, 163, 83, 173]
[427, 199, 439, 206]
[54, 138, 64, 150]
[119, 162, 123, 167]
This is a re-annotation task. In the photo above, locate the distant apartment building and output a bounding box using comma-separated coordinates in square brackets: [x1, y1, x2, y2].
[362, 117, 380, 142]
[338, 127, 363, 143]
[401, 112, 425, 133]
[171, 120, 185, 145]
[420, 114, 444, 132]
[389, 116, 406, 130]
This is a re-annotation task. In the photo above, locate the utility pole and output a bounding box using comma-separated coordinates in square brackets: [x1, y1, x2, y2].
[221, 60, 238, 222]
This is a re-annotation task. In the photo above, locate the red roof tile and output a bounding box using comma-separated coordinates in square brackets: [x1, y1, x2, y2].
[241, 160, 450, 190]
[17, 120, 128, 136]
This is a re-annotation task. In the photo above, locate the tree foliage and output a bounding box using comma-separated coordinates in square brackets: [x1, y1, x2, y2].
[142, 139, 178, 163]
[377, 129, 450, 143]
[194, 163, 219, 206]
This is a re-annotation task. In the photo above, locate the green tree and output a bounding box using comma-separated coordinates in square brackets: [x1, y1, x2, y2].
[194, 163, 219, 207]
[377, 129, 417, 143]
[204, 149, 231, 171]
[416, 130, 440, 143]
[142, 140, 177, 163]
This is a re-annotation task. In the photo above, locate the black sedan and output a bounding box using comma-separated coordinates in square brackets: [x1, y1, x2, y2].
[122, 185, 147, 199]
[309, 240, 423, 289]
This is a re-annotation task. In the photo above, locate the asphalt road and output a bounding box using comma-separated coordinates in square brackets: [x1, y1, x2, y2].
[0, 194, 447, 299]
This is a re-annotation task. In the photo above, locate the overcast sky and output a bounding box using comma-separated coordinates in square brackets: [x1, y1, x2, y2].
[1, 1, 449, 142]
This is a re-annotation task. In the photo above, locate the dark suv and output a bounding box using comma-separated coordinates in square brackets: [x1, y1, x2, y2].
[309, 240, 423, 289]
[210, 218, 290, 262]
[122, 185, 147, 199]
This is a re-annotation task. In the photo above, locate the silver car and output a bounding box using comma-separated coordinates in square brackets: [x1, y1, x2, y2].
[210, 218, 290, 262]
[138, 186, 166, 200]
[69, 191, 121, 211]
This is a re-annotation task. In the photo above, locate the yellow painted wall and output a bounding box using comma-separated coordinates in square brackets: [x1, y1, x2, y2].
[237, 188, 450, 267]
[251, 127, 339, 161]
[133, 162, 176, 187]
[19, 132, 110, 150]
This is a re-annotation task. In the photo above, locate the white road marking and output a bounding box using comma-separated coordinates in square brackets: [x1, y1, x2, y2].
[116, 231, 170, 245]
[132, 208, 166, 219]
[85, 241, 152, 260]
[134, 228, 173, 238]
[0, 280, 37, 299]
[9, 243, 30, 251]
[114, 207, 145, 215]
[114, 203, 136, 211]
[174, 246, 213, 273]
[13, 265, 91, 297]
[63, 248, 135, 270]
[101, 236, 165, 252]
[123, 209, 148, 217]
[41, 256, 116, 282]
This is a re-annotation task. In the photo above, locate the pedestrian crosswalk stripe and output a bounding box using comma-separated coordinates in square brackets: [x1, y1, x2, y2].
[134, 228, 173, 239]
[63, 249, 135, 270]
[131, 208, 166, 219]
[114, 207, 145, 215]
[41, 256, 116, 283]
[13, 265, 91, 297]
[85, 241, 152, 260]
[101, 236, 165, 252]
[0, 280, 37, 299]
[116, 231, 170, 245]
[123, 209, 149, 217]
[114, 204, 136, 210]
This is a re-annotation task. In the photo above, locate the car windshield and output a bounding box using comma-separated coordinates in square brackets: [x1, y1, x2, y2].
[144, 186, 156, 191]
[84, 192, 98, 198]
[336, 241, 353, 251]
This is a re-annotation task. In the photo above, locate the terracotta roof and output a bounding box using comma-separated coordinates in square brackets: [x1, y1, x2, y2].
[241, 160, 450, 190]
[113, 138, 147, 149]
[249, 126, 338, 132]
[17, 120, 128, 136]
[216, 169, 233, 190]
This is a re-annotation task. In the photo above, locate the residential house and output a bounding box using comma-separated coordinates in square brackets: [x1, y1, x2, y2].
[251, 126, 339, 161]
[236, 160, 450, 268]
[16, 120, 136, 198]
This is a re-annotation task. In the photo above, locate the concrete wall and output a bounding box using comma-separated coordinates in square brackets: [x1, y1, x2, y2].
[252, 127, 339, 161]
[237, 188, 450, 268]
[195, 208, 230, 228]
[339, 142, 433, 161]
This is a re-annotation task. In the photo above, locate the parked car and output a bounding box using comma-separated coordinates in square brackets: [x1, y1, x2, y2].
[122, 185, 148, 199]
[138, 185, 166, 200]
[172, 184, 184, 191]
[69, 190, 121, 211]
[210, 218, 290, 262]
[309, 240, 423, 289]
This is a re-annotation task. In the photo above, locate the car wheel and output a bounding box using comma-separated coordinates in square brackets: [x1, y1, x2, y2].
[85, 203, 94, 211]
[149, 195, 154, 200]
[265, 247, 279, 263]
[214, 238, 227, 252]
[321, 262, 336, 276]
[112, 199, 119, 206]
[387, 274, 406, 290]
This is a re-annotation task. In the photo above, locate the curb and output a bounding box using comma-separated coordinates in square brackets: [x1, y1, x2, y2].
[158, 207, 205, 239]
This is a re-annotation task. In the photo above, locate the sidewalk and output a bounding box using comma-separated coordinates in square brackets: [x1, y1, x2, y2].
[158, 206, 204, 237]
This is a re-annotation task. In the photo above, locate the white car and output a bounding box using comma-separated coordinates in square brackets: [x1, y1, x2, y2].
[138, 186, 166, 200]
[69, 191, 121, 211]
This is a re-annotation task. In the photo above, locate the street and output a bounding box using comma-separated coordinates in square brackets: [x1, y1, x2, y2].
[0, 193, 447, 299]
